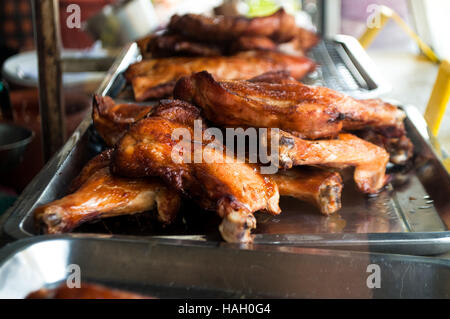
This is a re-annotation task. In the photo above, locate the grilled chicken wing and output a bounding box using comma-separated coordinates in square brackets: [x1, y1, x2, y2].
[274, 131, 390, 194]
[125, 51, 315, 101]
[174, 71, 406, 139]
[91, 95, 389, 193]
[112, 100, 281, 243]
[272, 168, 343, 215]
[34, 150, 180, 234]
[168, 8, 297, 43]
[92, 95, 153, 146]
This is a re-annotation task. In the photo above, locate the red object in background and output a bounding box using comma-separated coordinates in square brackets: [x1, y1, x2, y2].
[59, 0, 116, 49]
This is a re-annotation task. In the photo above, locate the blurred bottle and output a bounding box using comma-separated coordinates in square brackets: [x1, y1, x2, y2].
[0, 79, 13, 121]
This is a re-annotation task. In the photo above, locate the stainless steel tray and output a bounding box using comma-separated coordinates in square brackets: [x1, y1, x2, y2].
[1, 38, 450, 256]
[303, 34, 390, 98]
[0, 235, 449, 299]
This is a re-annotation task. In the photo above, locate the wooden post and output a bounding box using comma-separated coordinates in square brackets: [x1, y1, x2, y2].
[32, 0, 66, 161]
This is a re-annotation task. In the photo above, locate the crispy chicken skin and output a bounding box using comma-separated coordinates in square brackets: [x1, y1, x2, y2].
[248, 70, 298, 84]
[168, 8, 297, 43]
[140, 33, 223, 58]
[34, 150, 181, 234]
[112, 100, 281, 243]
[272, 168, 343, 215]
[92, 95, 152, 146]
[137, 33, 277, 58]
[92, 95, 203, 148]
[230, 36, 277, 53]
[274, 131, 390, 194]
[27, 283, 151, 299]
[174, 71, 406, 139]
[68, 147, 113, 192]
[125, 51, 315, 101]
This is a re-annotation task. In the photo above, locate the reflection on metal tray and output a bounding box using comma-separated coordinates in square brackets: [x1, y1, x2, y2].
[1, 39, 450, 257]
[0, 235, 449, 299]
[303, 35, 390, 98]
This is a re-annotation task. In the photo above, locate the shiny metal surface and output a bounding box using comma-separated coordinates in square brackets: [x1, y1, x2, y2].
[1, 39, 450, 256]
[0, 235, 449, 298]
[303, 35, 391, 98]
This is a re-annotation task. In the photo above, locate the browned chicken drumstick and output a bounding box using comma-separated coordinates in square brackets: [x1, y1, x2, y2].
[273, 130, 390, 194]
[125, 51, 315, 101]
[91, 95, 344, 215]
[92, 94, 389, 194]
[272, 168, 343, 215]
[174, 71, 407, 139]
[34, 149, 181, 234]
[112, 100, 281, 243]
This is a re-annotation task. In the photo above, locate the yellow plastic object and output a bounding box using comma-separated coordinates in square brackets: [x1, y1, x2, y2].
[444, 158, 450, 173]
[246, 0, 279, 17]
[359, 5, 439, 63]
[429, 136, 450, 173]
[424, 60, 450, 137]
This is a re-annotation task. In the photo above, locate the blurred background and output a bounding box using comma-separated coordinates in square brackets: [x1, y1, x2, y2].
[0, 0, 449, 213]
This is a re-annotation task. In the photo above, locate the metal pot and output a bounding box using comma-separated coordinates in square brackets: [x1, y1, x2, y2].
[0, 124, 34, 174]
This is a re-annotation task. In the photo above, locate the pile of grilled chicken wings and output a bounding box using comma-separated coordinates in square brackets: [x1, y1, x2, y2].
[126, 9, 317, 101]
[34, 10, 413, 243]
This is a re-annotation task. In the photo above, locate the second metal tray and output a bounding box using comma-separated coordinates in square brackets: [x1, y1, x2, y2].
[0, 235, 449, 299]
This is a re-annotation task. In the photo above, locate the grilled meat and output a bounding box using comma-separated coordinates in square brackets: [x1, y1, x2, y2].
[274, 131, 390, 194]
[229, 36, 277, 53]
[174, 71, 407, 139]
[167, 8, 297, 43]
[272, 167, 343, 215]
[279, 27, 320, 54]
[355, 129, 414, 165]
[138, 33, 222, 58]
[92, 95, 153, 146]
[248, 70, 298, 84]
[125, 51, 315, 101]
[34, 149, 180, 234]
[112, 100, 281, 243]
[138, 33, 278, 58]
